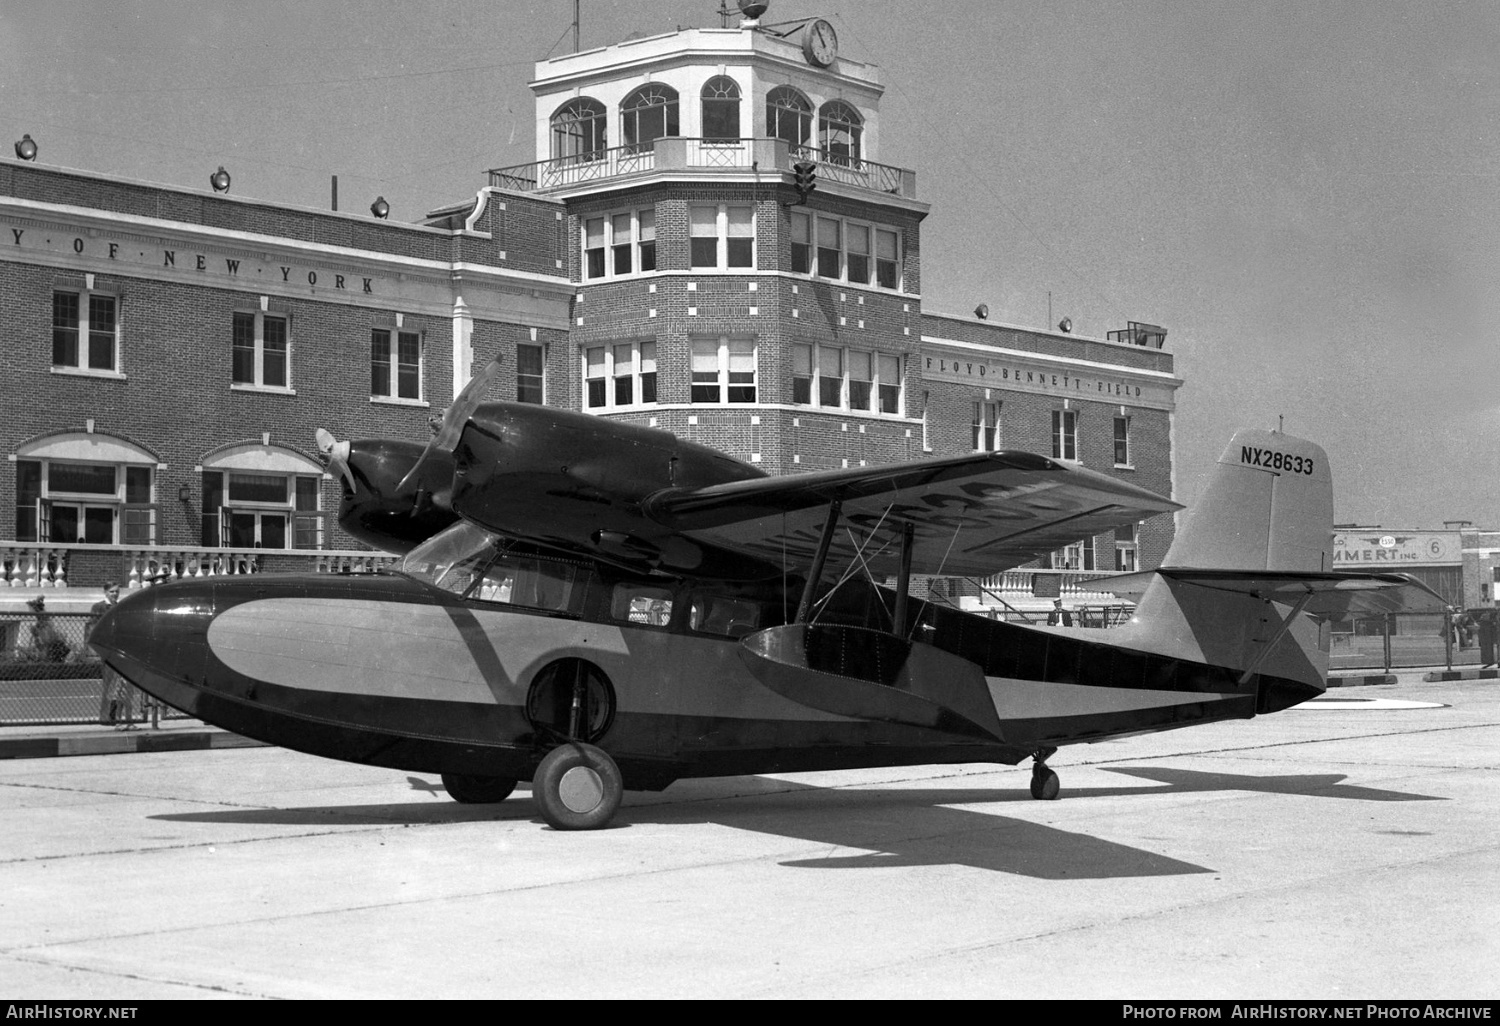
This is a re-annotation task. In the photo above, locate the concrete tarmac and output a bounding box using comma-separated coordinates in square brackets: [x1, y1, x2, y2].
[0, 673, 1495, 1000]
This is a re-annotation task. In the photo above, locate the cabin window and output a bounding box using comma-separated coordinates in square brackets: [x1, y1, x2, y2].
[610, 585, 674, 628]
[688, 595, 762, 639]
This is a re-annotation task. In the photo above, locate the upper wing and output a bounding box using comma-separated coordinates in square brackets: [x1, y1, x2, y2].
[643, 451, 1182, 578]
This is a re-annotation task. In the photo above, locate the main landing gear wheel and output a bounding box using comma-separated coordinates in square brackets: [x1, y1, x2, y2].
[1029, 748, 1060, 801]
[441, 773, 518, 804]
[533, 742, 623, 830]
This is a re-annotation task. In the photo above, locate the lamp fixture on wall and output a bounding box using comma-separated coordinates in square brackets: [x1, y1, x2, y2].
[210, 166, 231, 193]
[974, 304, 989, 320]
[177, 484, 192, 503]
[370, 196, 390, 219]
[14, 134, 37, 161]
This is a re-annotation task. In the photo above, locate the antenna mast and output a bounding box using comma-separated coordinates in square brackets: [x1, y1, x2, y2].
[573, 0, 580, 52]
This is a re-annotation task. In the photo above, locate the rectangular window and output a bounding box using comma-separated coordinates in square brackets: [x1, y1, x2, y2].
[691, 339, 721, 403]
[1052, 410, 1078, 461]
[972, 401, 1000, 451]
[691, 337, 756, 404]
[727, 338, 756, 403]
[517, 344, 545, 404]
[639, 342, 657, 403]
[583, 341, 654, 411]
[637, 208, 657, 272]
[875, 229, 900, 289]
[818, 346, 843, 407]
[726, 206, 754, 268]
[371, 328, 422, 400]
[52, 290, 120, 372]
[846, 224, 871, 285]
[611, 213, 633, 275]
[878, 354, 901, 414]
[792, 343, 813, 405]
[848, 350, 873, 411]
[1115, 523, 1139, 572]
[613, 343, 635, 406]
[49, 463, 117, 495]
[690, 204, 719, 268]
[232, 312, 291, 389]
[123, 466, 154, 546]
[1114, 415, 1132, 466]
[585, 346, 607, 409]
[262, 316, 288, 388]
[790, 211, 811, 274]
[816, 217, 841, 278]
[52, 292, 79, 366]
[585, 217, 606, 279]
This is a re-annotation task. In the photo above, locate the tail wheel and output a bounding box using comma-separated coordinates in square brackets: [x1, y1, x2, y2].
[1030, 765, 1060, 801]
[533, 742, 623, 830]
[440, 773, 517, 804]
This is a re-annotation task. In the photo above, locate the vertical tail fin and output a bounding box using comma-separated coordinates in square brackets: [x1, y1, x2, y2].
[1163, 428, 1333, 573]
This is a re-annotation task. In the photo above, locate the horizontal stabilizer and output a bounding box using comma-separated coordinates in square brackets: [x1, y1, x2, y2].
[1096, 569, 1448, 618]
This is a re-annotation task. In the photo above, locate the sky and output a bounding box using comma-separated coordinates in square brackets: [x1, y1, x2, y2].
[2, 0, 1496, 528]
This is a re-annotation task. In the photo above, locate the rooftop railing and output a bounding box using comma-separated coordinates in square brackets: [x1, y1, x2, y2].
[488, 137, 918, 199]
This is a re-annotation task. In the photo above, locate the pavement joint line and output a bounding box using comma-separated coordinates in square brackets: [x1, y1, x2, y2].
[2, 951, 264, 999]
[766, 834, 1500, 999]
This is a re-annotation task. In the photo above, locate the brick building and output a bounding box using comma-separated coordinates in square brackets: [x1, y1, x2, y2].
[0, 14, 1182, 605]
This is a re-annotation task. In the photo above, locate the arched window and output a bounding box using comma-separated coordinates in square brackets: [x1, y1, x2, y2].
[819, 100, 863, 166]
[766, 86, 813, 151]
[621, 84, 679, 154]
[701, 76, 741, 142]
[14, 432, 159, 545]
[199, 443, 325, 550]
[551, 98, 607, 163]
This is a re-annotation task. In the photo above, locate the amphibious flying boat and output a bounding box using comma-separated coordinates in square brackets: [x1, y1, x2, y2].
[90, 369, 1443, 829]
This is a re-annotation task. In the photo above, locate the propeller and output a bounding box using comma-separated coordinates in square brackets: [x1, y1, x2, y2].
[396, 353, 504, 493]
[315, 427, 356, 492]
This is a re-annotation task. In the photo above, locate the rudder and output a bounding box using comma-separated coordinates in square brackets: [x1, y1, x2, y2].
[1163, 428, 1333, 573]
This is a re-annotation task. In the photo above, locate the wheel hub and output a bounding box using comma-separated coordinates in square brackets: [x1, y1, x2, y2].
[557, 765, 605, 813]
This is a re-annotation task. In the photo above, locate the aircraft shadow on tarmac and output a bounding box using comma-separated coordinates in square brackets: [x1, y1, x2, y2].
[148, 766, 1443, 880]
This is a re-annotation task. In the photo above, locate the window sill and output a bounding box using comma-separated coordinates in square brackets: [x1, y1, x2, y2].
[371, 395, 430, 408]
[230, 384, 297, 396]
[51, 366, 125, 381]
[1114, 463, 1136, 471]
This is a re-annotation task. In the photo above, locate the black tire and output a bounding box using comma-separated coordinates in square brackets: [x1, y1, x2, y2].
[533, 742, 623, 830]
[441, 773, 518, 804]
[1030, 767, 1060, 801]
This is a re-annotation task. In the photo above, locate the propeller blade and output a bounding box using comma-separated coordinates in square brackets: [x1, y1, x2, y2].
[315, 428, 356, 492]
[396, 354, 504, 493]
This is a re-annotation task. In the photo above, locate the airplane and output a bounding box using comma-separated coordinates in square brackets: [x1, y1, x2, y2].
[90, 363, 1445, 830]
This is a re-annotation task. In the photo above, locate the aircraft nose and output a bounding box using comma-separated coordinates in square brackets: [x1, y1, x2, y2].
[88, 582, 217, 713]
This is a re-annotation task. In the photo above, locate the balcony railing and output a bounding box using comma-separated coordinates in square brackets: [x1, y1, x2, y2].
[1, 541, 398, 592]
[488, 137, 918, 199]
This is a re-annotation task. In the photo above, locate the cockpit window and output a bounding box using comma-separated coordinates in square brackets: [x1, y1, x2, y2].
[398, 521, 498, 593]
[397, 522, 584, 613]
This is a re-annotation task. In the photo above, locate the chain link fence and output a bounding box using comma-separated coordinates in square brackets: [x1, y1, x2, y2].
[0, 612, 183, 727]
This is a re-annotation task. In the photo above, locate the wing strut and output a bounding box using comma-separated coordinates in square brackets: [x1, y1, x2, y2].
[794, 498, 842, 624]
[893, 521, 915, 636]
[1236, 590, 1315, 685]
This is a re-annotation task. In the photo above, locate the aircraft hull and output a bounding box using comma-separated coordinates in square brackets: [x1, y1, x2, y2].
[90, 572, 1305, 790]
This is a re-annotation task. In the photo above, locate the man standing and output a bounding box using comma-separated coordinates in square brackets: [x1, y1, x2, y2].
[1047, 598, 1073, 627]
[90, 582, 136, 728]
[1478, 608, 1497, 670]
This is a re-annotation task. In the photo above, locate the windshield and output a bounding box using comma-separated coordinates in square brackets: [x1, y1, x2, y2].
[397, 520, 499, 591]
